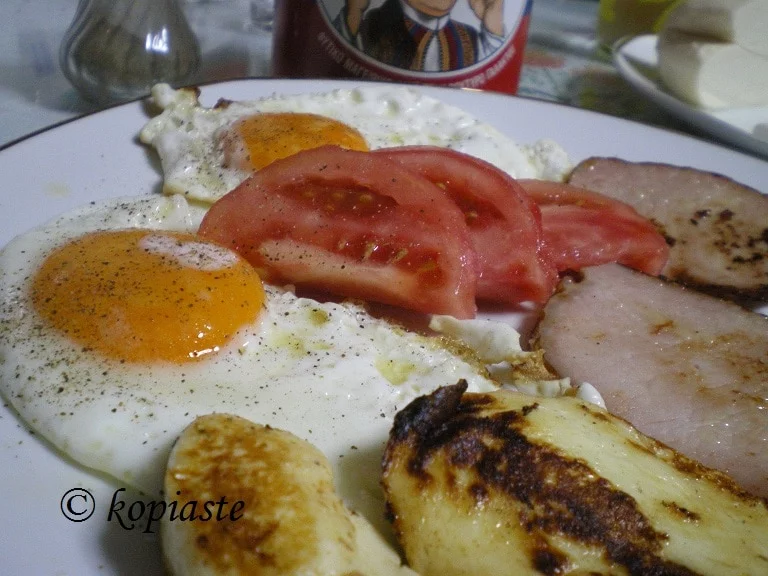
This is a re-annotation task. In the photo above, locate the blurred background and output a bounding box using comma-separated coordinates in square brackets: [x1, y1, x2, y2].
[0, 0, 728, 151]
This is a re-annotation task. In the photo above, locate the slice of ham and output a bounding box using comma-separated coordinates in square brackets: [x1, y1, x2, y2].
[569, 157, 768, 301]
[532, 263, 768, 497]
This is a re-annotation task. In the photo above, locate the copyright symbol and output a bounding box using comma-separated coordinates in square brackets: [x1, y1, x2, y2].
[61, 488, 95, 522]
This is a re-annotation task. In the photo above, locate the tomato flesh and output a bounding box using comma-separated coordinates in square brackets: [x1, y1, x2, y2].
[518, 179, 669, 275]
[376, 146, 558, 304]
[198, 146, 478, 318]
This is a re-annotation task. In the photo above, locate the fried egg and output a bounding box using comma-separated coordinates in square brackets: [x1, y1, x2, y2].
[0, 193, 538, 535]
[139, 84, 572, 204]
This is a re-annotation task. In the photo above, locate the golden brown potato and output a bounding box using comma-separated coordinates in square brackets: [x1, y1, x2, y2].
[163, 413, 416, 575]
[382, 382, 768, 576]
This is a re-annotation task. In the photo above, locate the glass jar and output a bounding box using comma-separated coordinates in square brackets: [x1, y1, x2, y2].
[60, 0, 201, 105]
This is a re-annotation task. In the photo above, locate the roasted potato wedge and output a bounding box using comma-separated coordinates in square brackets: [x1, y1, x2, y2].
[163, 413, 416, 575]
[382, 382, 768, 576]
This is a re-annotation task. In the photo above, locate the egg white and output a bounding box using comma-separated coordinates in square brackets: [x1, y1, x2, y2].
[0, 193, 507, 536]
[139, 84, 572, 204]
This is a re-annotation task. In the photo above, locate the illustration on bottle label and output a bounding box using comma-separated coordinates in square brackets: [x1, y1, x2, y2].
[272, 0, 532, 94]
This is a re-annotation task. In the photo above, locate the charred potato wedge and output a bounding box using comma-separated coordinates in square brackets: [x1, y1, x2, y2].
[382, 382, 768, 575]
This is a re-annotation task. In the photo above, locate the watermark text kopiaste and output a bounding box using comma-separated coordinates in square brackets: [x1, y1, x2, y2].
[109, 488, 245, 533]
[61, 488, 245, 534]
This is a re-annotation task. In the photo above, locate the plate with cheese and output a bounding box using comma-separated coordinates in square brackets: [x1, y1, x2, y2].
[613, 0, 768, 159]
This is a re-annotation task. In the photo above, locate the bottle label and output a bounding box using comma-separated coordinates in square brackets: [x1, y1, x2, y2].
[273, 0, 532, 94]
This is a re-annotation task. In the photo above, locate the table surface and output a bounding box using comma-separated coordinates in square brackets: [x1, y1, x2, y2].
[0, 0, 732, 152]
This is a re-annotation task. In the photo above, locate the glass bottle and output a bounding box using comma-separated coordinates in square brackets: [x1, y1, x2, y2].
[597, 0, 682, 50]
[60, 0, 201, 105]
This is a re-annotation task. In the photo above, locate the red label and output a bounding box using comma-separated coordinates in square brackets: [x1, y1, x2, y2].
[272, 0, 532, 94]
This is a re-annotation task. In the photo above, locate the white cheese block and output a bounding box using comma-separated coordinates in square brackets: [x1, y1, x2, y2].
[658, 30, 768, 108]
[662, 0, 768, 57]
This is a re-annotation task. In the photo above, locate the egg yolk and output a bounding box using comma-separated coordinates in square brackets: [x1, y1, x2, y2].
[31, 230, 264, 364]
[223, 112, 369, 171]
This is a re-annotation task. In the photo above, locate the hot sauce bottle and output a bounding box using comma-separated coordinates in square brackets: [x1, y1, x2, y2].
[272, 0, 532, 94]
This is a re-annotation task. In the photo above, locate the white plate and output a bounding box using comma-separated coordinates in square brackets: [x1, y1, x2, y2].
[613, 34, 768, 159]
[1, 79, 767, 575]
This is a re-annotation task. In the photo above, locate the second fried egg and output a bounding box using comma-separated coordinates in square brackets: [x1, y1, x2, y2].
[139, 84, 572, 203]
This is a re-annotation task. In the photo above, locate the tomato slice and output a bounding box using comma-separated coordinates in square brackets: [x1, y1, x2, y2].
[518, 179, 669, 275]
[198, 146, 478, 318]
[375, 146, 558, 304]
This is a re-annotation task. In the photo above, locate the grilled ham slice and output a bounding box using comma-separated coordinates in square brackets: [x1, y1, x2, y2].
[382, 382, 768, 576]
[568, 157, 768, 300]
[162, 414, 416, 576]
[533, 263, 768, 497]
